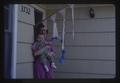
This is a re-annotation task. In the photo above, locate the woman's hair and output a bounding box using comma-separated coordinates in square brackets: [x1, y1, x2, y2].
[34, 23, 44, 41]
[35, 22, 45, 28]
[35, 23, 48, 34]
[34, 22, 49, 42]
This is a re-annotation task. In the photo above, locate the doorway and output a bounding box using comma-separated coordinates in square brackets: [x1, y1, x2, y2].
[34, 9, 43, 41]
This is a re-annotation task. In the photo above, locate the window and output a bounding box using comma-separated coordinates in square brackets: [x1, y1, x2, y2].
[4, 4, 13, 79]
[4, 4, 10, 31]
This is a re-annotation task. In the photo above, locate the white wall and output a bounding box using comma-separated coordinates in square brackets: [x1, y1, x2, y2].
[47, 4, 115, 78]
[15, 4, 115, 79]
[16, 4, 35, 78]
[16, 4, 46, 79]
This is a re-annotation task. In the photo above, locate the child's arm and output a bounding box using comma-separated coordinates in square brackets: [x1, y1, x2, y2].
[32, 42, 48, 56]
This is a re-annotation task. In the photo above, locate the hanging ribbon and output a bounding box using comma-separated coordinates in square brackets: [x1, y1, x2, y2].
[70, 4, 75, 40]
[50, 14, 61, 42]
[59, 9, 66, 64]
[51, 14, 58, 40]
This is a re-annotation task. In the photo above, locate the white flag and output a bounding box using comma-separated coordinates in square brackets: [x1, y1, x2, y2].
[51, 14, 56, 22]
[59, 9, 65, 18]
[59, 9, 66, 50]
[50, 14, 59, 39]
[70, 4, 75, 40]
[53, 22, 59, 38]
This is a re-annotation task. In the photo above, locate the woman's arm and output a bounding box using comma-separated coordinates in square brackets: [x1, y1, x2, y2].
[34, 47, 48, 56]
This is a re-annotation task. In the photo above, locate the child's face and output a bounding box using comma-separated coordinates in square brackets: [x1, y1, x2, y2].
[37, 34, 45, 41]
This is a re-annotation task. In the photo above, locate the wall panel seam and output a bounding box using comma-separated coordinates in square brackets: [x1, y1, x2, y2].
[55, 71, 115, 76]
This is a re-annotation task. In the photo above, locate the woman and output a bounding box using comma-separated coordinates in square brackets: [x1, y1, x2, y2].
[32, 23, 56, 79]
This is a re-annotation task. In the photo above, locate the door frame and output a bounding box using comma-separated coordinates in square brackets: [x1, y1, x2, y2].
[4, 4, 13, 79]
[29, 4, 46, 27]
[4, 4, 18, 79]
[11, 4, 18, 79]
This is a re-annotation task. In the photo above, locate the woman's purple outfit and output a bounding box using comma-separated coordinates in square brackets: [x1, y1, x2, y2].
[32, 39, 55, 79]
[33, 56, 54, 79]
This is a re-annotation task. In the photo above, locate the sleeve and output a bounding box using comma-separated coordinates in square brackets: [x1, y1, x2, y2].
[31, 42, 39, 52]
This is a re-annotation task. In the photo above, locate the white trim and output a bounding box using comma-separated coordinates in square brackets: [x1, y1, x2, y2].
[78, 4, 114, 8]
[41, 4, 114, 9]
[29, 4, 47, 29]
[11, 4, 18, 79]
[76, 4, 114, 7]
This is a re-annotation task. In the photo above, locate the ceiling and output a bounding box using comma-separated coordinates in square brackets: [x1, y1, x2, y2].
[36, 4, 114, 19]
[37, 4, 113, 10]
[37, 4, 67, 10]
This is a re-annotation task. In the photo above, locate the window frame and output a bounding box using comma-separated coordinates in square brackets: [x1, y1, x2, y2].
[4, 4, 13, 33]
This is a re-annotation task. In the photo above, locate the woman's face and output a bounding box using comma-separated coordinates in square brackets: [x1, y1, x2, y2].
[42, 30, 46, 34]
[42, 29, 48, 38]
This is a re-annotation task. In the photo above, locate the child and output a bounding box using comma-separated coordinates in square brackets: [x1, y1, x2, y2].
[41, 27, 57, 70]
[32, 33, 56, 72]
[45, 40, 56, 69]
